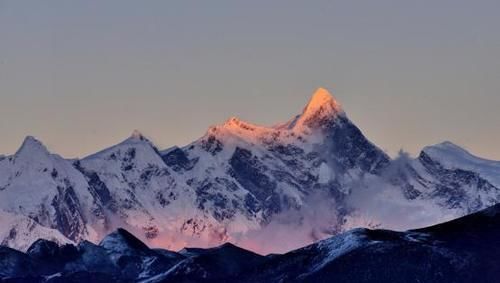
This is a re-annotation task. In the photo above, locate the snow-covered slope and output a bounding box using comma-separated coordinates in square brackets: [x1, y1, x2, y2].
[396, 141, 500, 214]
[77, 132, 181, 236]
[0, 137, 103, 243]
[421, 141, 500, 187]
[0, 210, 72, 252]
[77, 131, 236, 249]
[0, 87, 498, 254]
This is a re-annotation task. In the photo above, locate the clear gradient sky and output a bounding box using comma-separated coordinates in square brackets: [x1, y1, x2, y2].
[1, 0, 499, 159]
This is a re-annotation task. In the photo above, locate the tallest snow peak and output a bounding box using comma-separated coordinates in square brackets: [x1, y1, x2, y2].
[304, 87, 342, 115]
[291, 87, 343, 130]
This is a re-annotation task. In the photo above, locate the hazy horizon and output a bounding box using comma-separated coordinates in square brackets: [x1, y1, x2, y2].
[1, 0, 499, 159]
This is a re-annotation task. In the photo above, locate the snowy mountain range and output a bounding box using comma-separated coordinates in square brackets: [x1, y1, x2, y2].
[0, 88, 499, 254]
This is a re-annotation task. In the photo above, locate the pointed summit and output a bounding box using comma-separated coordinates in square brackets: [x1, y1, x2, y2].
[303, 87, 342, 116]
[291, 88, 344, 130]
[15, 136, 50, 157]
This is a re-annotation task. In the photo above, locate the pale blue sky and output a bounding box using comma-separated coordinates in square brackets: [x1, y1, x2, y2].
[1, 0, 499, 159]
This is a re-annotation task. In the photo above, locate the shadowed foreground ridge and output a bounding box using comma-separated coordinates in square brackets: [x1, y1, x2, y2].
[0, 203, 499, 283]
